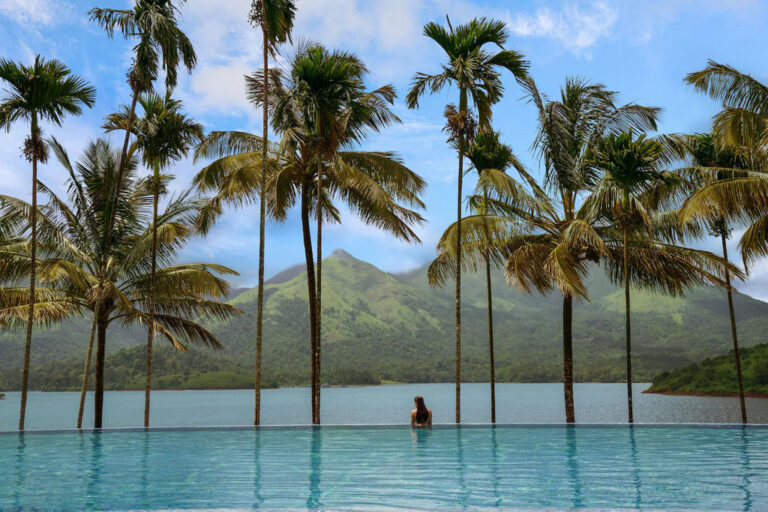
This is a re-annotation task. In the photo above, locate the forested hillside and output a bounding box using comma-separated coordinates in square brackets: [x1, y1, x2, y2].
[2, 249, 768, 390]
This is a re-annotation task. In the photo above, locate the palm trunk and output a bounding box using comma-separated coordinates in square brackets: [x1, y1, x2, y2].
[454, 90, 467, 424]
[301, 183, 319, 423]
[722, 234, 747, 423]
[94, 305, 108, 428]
[254, 25, 269, 427]
[93, 87, 139, 427]
[315, 166, 323, 425]
[19, 113, 39, 431]
[485, 252, 496, 423]
[76, 312, 99, 428]
[624, 226, 633, 424]
[143, 165, 160, 428]
[563, 294, 575, 423]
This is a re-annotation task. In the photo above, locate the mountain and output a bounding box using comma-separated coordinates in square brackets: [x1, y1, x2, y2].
[647, 342, 768, 396]
[2, 248, 768, 390]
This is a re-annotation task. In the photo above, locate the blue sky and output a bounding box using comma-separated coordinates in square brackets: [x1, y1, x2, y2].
[2, 0, 768, 298]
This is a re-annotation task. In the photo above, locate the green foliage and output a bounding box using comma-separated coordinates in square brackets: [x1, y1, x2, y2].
[648, 343, 768, 395]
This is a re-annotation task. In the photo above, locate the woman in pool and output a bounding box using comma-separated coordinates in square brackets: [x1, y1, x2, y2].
[410, 395, 432, 427]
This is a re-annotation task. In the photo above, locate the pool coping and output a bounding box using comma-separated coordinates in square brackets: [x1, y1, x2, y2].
[2, 422, 768, 436]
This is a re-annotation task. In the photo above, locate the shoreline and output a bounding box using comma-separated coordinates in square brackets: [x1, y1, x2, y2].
[2, 382, 653, 393]
[644, 389, 768, 399]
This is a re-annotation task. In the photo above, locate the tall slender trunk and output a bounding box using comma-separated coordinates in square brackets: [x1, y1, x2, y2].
[143, 164, 160, 428]
[300, 183, 319, 423]
[624, 226, 633, 424]
[722, 234, 747, 423]
[94, 305, 108, 428]
[485, 252, 496, 423]
[563, 294, 575, 423]
[454, 89, 467, 424]
[314, 166, 323, 425]
[76, 312, 99, 428]
[254, 25, 269, 427]
[93, 87, 139, 428]
[19, 113, 39, 431]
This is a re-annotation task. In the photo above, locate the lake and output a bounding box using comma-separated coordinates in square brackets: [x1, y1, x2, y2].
[2, 383, 767, 431]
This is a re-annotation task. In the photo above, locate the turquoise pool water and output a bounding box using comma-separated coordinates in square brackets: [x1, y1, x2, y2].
[1, 425, 767, 510]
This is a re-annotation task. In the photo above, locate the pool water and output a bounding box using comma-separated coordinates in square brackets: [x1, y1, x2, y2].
[1, 425, 767, 510]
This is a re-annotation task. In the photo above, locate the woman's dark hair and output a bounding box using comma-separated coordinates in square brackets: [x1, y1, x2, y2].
[414, 396, 429, 424]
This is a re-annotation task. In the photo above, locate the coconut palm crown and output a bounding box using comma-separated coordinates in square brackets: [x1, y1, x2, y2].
[0, 139, 240, 428]
[194, 43, 426, 423]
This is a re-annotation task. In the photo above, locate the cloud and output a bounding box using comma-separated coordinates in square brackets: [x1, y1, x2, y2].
[0, 0, 73, 27]
[506, 1, 618, 56]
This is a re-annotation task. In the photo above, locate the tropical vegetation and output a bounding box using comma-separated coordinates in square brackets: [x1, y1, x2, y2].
[2, 1, 768, 430]
[407, 16, 529, 423]
[103, 91, 204, 427]
[0, 139, 240, 429]
[0, 55, 96, 430]
[248, 0, 296, 426]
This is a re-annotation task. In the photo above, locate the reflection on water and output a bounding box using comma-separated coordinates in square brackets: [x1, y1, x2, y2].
[13, 433, 25, 510]
[140, 432, 150, 509]
[86, 432, 102, 511]
[253, 431, 263, 509]
[741, 427, 753, 512]
[565, 427, 583, 509]
[456, 428, 468, 509]
[629, 427, 641, 509]
[491, 426, 501, 507]
[307, 428, 322, 509]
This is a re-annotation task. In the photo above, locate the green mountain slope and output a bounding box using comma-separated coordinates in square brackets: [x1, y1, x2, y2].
[647, 343, 768, 396]
[2, 248, 768, 390]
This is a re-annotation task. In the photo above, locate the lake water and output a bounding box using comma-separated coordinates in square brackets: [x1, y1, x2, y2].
[2, 383, 767, 431]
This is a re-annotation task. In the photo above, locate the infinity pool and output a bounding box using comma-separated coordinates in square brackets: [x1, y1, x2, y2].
[1, 425, 767, 510]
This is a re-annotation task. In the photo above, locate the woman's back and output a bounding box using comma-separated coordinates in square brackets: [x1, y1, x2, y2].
[411, 396, 432, 427]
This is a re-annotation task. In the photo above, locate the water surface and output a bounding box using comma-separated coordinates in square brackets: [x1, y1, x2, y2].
[1, 425, 767, 510]
[1, 383, 767, 431]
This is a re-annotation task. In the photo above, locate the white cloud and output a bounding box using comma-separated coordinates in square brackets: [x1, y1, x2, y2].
[0, 0, 73, 26]
[187, 63, 253, 114]
[293, 0, 422, 51]
[175, 0, 426, 116]
[506, 1, 618, 56]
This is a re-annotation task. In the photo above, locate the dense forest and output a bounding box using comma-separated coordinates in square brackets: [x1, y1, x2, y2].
[647, 343, 768, 396]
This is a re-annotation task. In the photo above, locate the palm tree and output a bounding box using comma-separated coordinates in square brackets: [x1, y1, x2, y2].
[198, 44, 425, 423]
[676, 133, 767, 424]
[0, 55, 95, 430]
[0, 139, 240, 429]
[103, 91, 204, 427]
[685, 61, 768, 154]
[89, 2, 197, 427]
[428, 130, 539, 422]
[504, 77, 660, 423]
[89, 0, 197, 222]
[684, 62, 768, 422]
[247, 0, 296, 426]
[588, 130, 680, 423]
[406, 17, 528, 422]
